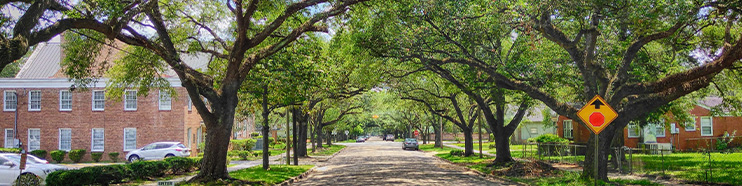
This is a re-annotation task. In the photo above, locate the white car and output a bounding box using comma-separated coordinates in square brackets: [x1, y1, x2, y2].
[125, 142, 191, 162]
[0, 153, 67, 185]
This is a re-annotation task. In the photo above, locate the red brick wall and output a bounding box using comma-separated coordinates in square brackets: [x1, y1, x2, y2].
[557, 116, 591, 144]
[0, 87, 190, 162]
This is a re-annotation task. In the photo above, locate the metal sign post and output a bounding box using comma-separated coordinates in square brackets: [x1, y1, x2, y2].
[576, 95, 618, 186]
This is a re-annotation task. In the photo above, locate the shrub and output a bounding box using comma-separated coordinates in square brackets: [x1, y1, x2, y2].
[0, 148, 21, 153]
[47, 163, 131, 186]
[250, 132, 259, 137]
[68, 149, 86, 163]
[29, 150, 47, 160]
[449, 149, 464, 156]
[165, 157, 195, 175]
[237, 151, 251, 160]
[230, 139, 257, 151]
[454, 137, 462, 143]
[272, 142, 286, 150]
[91, 152, 103, 162]
[252, 152, 260, 157]
[129, 160, 169, 179]
[528, 134, 569, 144]
[108, 152, 120, 162]
[50, 150, 66, 163]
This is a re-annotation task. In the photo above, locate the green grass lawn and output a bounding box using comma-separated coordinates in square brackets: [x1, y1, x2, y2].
[418, 144, 457, 153]
[230, 165, 313, 185]
[629, 152, 742, 185]
[309, 144, 345, 156]
[339, 139, 356, 143]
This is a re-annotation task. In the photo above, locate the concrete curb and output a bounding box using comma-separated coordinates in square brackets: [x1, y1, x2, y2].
[275, 167, 315, 186]
[431, 153, 527, 186]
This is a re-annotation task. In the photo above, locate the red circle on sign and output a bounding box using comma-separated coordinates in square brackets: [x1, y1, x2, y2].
[589, 112, 604, 127]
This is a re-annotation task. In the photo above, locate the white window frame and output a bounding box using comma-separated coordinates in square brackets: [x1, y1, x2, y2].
[124, 90, 137, 111]
[4, 90, 17, 111]
[59, 90, 72, 111]
[123, 128, 137, 151]
[28, 90, 41, 111]
[4, 129, 14, 148]
[159, 90, 171, 110]
[59, 128, 71, 151]
[91, 128, 104, 152]
[187, 97, 192, 111]
[28, 128, 40, 151]
[92, 90, 105, 111]
[655, 124, 666, 137]
[628, 123, 640, 138]
[700, 116, 713, 137]
[563, 120, 573, 139]
[187, 128, 192, 148]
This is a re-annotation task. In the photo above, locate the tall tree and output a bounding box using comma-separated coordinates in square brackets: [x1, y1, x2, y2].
[62, 0, 370, 181]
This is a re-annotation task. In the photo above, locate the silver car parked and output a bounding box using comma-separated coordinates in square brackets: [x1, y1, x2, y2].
[126, 142, 191, 162]
[0, 153, 67, 185]
[402, 138, 418, 150]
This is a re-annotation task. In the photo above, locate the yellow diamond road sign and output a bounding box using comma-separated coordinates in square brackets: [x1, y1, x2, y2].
[577, 95, 617, 135]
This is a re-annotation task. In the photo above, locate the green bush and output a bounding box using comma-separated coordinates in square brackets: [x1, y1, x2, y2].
[238, 151, 251, 160]
[129, 160, 169, 179]
[230, 139, 257, 151]
[528, 134, 569, 144]
[91, 152, 103, 162]
[108, 152, 120, 162]
[252, 152, 260, 157]
[272, 142, 286, 150]
[165, 157, 194, 175]
[0, 148, 21, 153]
[68, 149, 86, 163]
[454, 137, 462, 143]
[29, 150, 47, 160]
[50, 150, 66, 163]
[449, 149, 464, 156]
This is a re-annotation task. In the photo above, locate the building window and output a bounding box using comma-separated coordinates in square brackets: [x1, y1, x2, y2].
[92, 90, 105, 111]
[628, 123, 640, 138]
[28, 90, 41, 111]
[28, 129, 40, 151]
[4, 129, 14, 148]
[59, 90, 72, 111]
[124, 90, 137, 111]
[124, 128, 137, 151]
[159, 90, 171, 110]
[700, 117, 713, 136]
[187, 128, 192, 148]
[655, 124, 666, 137]
[59, 128, 71, 151]
[187, 97, 192, 111]
[563, 120, 573, 139]
[91, 128, 104, 152]
[4, 91, 17, 111]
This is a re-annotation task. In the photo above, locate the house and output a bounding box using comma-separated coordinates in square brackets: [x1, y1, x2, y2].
[556, 97, 742, 151]
[0, 38, 255, 161]
[512, 106, 557, 144]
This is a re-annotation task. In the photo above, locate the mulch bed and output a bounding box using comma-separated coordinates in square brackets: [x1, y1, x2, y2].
[492, 161, 558, 177]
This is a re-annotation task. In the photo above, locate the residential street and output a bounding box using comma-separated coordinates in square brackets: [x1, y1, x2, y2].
[293, 137, 517, 186]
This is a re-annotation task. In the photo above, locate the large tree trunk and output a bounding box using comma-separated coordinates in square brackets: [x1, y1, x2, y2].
[433, 116, 442, 147]
[190, 92, 238, 181]
[297, 111, 309, 157]
[326, 131, 332, 146]
[292, 108, 299, 165]
[493, 132, 513, 163]
[463, 128, 474, 157]
[316, 125, 324, 149]
[609, 130, 626, 169]
[582, 126, 618, 181]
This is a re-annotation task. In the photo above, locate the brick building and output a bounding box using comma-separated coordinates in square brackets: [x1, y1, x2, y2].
[556, 97, 742, 151]
[0, 39, 250, 161]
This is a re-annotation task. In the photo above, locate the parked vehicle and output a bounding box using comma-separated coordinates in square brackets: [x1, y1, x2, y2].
[126, 142, 191, 162]
[0, 153, 67, 185]
[356, 137, 366, 143]
[385, 134, 395, 141]
[403, 138, 418, 150]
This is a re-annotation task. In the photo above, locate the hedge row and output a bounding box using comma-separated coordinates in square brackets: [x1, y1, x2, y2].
[46, 157, 201, 186]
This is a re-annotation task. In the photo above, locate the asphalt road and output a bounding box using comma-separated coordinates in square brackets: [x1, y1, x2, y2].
[293, 137, 515, 186]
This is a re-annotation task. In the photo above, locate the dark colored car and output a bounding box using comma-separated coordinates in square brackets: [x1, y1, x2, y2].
[385, 134, 395, 141]
[403, 138, 418, 150]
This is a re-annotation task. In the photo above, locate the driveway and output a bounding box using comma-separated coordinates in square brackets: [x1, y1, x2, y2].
[293, 137, 516, 186]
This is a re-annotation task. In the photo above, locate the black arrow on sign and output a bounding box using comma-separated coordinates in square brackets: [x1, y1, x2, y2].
[592, 99, 604, 109]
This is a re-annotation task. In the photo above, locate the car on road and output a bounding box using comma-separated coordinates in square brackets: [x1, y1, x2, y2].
[403, 138, 419, 150]
[384, 134, 395, 141]
[356, 137, 366, 143]
[0, 153, 67, 185]
[126, 142, 191, 162]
